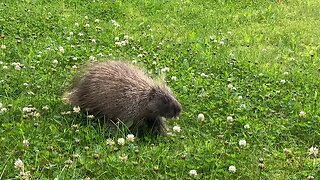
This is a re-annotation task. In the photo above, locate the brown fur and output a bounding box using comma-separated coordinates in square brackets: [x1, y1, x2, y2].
[66, 60, 182, 135]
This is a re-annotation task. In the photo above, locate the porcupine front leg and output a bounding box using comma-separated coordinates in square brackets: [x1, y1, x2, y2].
[146, 116, 167, 136]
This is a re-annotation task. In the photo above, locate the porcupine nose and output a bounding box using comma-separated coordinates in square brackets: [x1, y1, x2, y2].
[174, 102, 182, 117]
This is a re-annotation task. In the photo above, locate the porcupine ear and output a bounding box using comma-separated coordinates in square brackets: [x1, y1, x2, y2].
[148, 87, 157, 100]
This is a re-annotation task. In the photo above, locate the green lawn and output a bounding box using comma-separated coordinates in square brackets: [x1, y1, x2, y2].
[1, 0, 319, 179]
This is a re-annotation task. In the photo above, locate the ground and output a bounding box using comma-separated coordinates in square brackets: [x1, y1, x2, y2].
[0, 0, 319, 179]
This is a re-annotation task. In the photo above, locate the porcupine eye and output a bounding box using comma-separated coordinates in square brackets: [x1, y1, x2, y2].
[162, 97, 169, 105]
[161, 96, 176, 117]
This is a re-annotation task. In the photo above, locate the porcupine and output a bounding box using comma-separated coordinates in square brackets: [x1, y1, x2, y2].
[66, 60, 182, 136]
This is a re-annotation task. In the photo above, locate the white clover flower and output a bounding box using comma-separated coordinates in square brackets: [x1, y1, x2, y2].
[72, 153, 80, 159]
[127, 134, 135, 142]
[42, 105, 49, 111]
[19, 171, 30, 179]
[71, 124, 78, 129]
[27, 91, 35, 96]
[111, 19, 120, 27]
[137, 54, 144, 58]
[283, 72, 289, 76]
[84, 15, 88, 19]
[219, 41, 225, 46]
[227, 84, 236, 91]
[15, 65, 21, 70]
[94, 19, 100, 23]
[72, 65, 77, 69]
[124, 35, 129, 40]
[189, 169, 197, 177]
[87, 115, 94, 119]
[23, 139, 29, 147]
[117, 138, 125, 145]
[1, 108, 7, 113]
[61, 111, 71, 115]
[1, 45, 6, 49]
[171, 76, 177, 81]
[120, 40, 128, 46]
[12, 62, 21, 66]
[69, 32, 74, 36]
[65, 159, 73, 165]
[22, 107, 31, 113]
[73, 106, 80, 113]
[32, 111, 40, 117]
[85, 23, 90, 27]
[309, 146, 318, 157]
[228, 165, 236, 173]
[227, 116, 234, 122]
[58, 46, 64, 53]
[280, 79, 286, 84]
[91, 39, 96, 43]
[89, 56, 96, 61]
[299, 111, 306, 118]
[307, 175, 315, 180]
[78, 32, 84, 36]
[239, 103, 246, 109]
[161, 67, 170, 73]
[14, 159, 24, 170]
[238, 96, 243, 100]
[172, 125, 181, 133]
[115, 42, 122, 46]
[197, 113, 205, 122]
[106, 138, 115, 146]
[119, 155, 128, 162]
[22, 107, 36, 113]
[244, 124, 250, 129]
[131, 60, 137, 64]
[239, 139, 246, 147]
[3, 65, 8, 69]
[200, 73, 208, 77]
[75, 22, 80, 26]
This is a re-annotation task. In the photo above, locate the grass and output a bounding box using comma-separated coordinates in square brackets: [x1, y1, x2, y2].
[1, 0, 320, 179]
